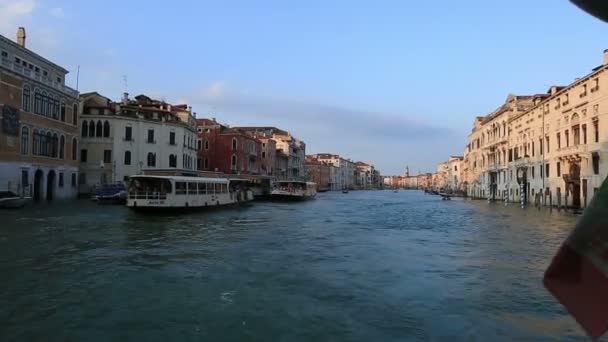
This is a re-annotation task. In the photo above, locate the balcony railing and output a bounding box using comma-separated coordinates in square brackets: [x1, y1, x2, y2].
[1, 58, 78, 97]
[554, 144, 588, 158]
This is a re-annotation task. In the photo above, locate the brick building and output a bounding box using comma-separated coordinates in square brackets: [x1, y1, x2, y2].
[197, 118, 262, 175]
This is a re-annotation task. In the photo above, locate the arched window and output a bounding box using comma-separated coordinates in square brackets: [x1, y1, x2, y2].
[34, 90, 41, 114]
[52, 133, 58, 157]
[231, 154, 237, 171]
[42, 92, 48, 117]
[96, 121, 102, 137]
[22, 85, 31, 112]
[32, 129, 39, 155]
[60, 101, 66, 122]
[52, 97, 59, 120]
[72, 137, 77, 160]
[169, 154, 177, 168]
[197, 140, 202, 150]
[124, 151, 131, 165]
[21, 126, 29, 155]
[46, 132, 52, 157]
[57, 99, 63, 121]
[59, 135, 65, 159]
[38, 130, 45, 156]
[72, 104, 78, 125]
[232, 138, 237, 150]
[147, 153, 156, 167]
[81, 121, 88, 137]
[89, 120, 95, 137]
[103, 121, 110, 137]
[205, 140, 209, 150]
[204, 158, 209, 169]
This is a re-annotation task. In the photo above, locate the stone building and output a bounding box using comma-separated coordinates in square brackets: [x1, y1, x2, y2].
[312, 153, 355, 190]
[458, 49, 608, 209]
[416, 173, 433, 188]
[253, 134, 276, 176]
[0, 28, 80, 200]
[305, 155, 330, 191]
[463, 94, 538, 199]
[446, 156, 464, 192]
[78, 92, 198, 191]
[354, 161, 373, 189]
[235, 127, 305, 180]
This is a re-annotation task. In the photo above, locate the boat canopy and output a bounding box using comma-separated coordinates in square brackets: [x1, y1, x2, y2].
[129, 175, 229, 184]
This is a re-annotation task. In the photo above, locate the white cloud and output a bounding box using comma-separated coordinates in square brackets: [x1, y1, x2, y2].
[0, 0, 36, 36]
[201, 81, 225, 100]
[49, 7, 63, 18]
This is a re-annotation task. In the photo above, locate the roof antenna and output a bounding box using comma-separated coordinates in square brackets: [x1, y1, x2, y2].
[122, 75, 128, 94]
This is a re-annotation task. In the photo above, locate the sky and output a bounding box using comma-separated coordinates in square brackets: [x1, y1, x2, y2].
[1, 0, 607, 174]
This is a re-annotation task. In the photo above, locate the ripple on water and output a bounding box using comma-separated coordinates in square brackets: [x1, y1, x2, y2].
[0, 191, 585, 341]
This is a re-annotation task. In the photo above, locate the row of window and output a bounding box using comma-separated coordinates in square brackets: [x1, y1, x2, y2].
[174, 182, 228, 195]
[80, 150, 196, 170]
[20, 126, 77, 160]
[22, 85, 77, 125]
[82, 120, 110, 138]
[11, 54, 62, 83]
[556, 121, 599, 149]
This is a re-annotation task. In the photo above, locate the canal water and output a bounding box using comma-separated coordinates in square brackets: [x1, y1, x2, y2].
[0, 191, 591, 341]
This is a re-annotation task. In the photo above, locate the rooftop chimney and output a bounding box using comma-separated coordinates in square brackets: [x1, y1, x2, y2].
[122, 92, 129, 105]
[604, 49, 608, 65]
[16, 27, 26, 48]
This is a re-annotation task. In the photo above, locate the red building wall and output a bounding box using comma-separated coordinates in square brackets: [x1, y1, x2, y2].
[196, 119, 262, 175]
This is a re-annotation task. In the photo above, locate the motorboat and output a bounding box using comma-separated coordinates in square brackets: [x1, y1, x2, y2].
[271, 181, 317, 200]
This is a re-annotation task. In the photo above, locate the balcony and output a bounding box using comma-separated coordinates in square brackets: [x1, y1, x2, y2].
[1, 58, 78, 97]
[482, 136, 508, 149]
[512, 156, 531, 167]
[554, 144, 588, 159]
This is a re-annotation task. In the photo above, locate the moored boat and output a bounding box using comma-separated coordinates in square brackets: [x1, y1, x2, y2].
[0, 191, 31, 209]
[270, 180, 317, 200]
[126, 175, 253, 212]
[93, 183, 127, 205]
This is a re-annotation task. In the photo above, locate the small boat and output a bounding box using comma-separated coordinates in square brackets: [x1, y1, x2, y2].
[439, 192, 452, 200]
[271, 180, 317, 200]
[342, 189, 349, 194]
[127, 175, 253, 212]
[393, 189, 398, 193]
[0, 191, 31, 208]
[94, 183, 127, 205]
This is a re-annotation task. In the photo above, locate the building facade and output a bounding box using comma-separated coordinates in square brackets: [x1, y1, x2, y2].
[453, 49, 608, 209]
[0, 28, 80, 200]
[313, 153, 355, 190]
[78, 92, 198, 192]
[197, 119, 262, 175]
[305, 155, 330, 191]
[235, 127, 306, 180]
